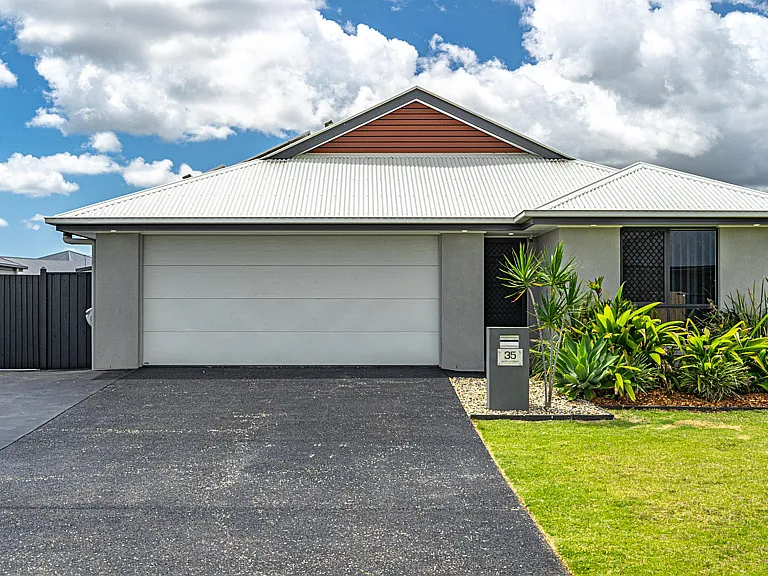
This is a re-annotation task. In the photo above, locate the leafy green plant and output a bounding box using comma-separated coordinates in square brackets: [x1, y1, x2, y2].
[677, 322, 751, 401]
[718, 279, 768, 338]
[499, 242, 586, 408]
[555, 334, 618, 400]
[569, 284, 682, 394]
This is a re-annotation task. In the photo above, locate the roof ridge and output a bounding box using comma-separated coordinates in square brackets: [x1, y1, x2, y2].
[534, 162, 643, 210]
[631, 162, 768, 200]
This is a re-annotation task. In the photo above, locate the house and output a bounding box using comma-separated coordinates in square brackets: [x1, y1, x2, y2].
[0, 251, 92, 275]
[46, 87, 768, 371]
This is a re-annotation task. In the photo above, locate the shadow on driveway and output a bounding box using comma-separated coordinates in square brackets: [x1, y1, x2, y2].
[0, 366, 566, 575]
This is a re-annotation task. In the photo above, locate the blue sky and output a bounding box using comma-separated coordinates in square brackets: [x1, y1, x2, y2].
[0, 0, 767, 257]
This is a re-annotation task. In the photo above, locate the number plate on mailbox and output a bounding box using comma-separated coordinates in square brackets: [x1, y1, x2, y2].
[497, 348, 523, 367]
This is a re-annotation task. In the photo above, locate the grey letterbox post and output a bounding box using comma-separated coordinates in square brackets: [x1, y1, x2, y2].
[486, 327, 529, 411]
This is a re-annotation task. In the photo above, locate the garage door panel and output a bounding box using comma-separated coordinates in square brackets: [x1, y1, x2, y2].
[143, 265, 438, 299]
[143, 332, 439, 366]
[142, 235, 440, 365]
[143, 235, 438, 266]
[143, 298, 439, 333]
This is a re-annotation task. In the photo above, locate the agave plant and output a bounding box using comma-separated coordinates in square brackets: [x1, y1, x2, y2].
[555, 334, 619, 400]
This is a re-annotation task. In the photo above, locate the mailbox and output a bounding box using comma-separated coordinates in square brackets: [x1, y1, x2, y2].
[486, 327, 529, 410]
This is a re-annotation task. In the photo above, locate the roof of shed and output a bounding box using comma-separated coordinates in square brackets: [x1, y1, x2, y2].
[48, 155, 614, 225]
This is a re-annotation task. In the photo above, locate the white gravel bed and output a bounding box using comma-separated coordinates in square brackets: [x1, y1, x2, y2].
[450, 376, 612, 417]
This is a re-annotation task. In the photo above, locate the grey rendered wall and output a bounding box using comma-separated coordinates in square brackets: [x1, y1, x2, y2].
[440, 233, 484, 371]
[535, 227, 621, 298]
[93, 233, 141, 370]
[719, 227, 768, 305]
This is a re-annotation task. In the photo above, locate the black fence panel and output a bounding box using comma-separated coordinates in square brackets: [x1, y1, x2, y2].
[0, 270, 91, 369]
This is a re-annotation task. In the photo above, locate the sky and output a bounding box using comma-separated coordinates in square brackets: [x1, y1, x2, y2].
[1, 0, 768, 257]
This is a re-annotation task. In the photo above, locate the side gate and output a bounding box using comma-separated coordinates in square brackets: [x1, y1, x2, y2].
[0, 270, 92, 369]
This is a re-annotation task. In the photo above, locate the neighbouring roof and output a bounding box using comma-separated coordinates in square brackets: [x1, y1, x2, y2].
[48, 155, 614, 224]
[525, 162, 768, 218]
[0, 256, 26, 270]
[0, 251, 92, 275]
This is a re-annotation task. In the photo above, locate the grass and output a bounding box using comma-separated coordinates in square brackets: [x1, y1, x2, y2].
[475, 411, 768, 576]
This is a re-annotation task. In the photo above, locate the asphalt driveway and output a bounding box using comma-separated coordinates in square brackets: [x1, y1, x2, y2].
[0, 366, 566, 575]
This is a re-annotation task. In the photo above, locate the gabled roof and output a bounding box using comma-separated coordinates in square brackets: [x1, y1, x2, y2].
[0, 252, 92, 274]
[47, 155, 612, 225]
[525, 162, 768, 217]
[256, 86, 571, 160]
[0, 256, 25, 270]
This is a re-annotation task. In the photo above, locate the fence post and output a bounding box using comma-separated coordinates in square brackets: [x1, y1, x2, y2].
[38, 267, 48, 370]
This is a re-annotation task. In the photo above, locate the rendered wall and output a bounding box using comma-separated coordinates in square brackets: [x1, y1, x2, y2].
[440, 233, 485, 371]
[719, 227, 768, 305]
[93, 233, 141, 370]
[535, 227, 621, 298]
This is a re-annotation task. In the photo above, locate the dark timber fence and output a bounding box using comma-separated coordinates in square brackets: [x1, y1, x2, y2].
[0, 269, 92, 369]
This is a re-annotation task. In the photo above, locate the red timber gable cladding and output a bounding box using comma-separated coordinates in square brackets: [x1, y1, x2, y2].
[307, 101, 526, 154]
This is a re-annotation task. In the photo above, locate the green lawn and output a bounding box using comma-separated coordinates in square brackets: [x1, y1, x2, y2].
[476, 411, 768, 576]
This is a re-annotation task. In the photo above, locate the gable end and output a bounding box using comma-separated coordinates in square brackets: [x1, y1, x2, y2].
[308, 102, 525, 154]
[264, 87, 570, 160]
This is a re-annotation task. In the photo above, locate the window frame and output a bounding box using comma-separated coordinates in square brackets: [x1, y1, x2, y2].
[619, 227, 719, 313]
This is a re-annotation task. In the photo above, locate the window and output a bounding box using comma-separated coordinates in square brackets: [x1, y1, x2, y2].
[621, 228, 717, 319]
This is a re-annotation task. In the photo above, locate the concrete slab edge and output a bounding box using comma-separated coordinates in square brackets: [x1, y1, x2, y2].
[0, 370, 135, 453]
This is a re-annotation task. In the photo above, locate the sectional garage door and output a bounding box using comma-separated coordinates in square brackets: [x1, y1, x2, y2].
[141, 235, 440, 365]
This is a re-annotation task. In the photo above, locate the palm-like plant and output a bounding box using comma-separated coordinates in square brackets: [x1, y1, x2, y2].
[498, 242, 585, 408]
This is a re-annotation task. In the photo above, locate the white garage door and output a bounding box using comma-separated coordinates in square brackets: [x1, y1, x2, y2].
[142, 235, 440, 365]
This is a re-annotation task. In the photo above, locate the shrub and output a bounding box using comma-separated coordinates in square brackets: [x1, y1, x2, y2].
[709, 279, 768, 338]
[555, 334, 618, 400]
[570, 284, 682, 394]
[677, 322, 751, 401]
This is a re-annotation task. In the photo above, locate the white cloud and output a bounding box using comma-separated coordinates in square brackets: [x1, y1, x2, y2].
[0, 152, 121, 196]
[122, 157, 201, 188]
[5, 0, 416, 141]
[0, 217, 8, 228]
[0, 59, 16, 87]
[4, 0, 768, 186]
[27, 108, 67, 129]
[23, 213, 46, 231]
[88, 131, 122, 153]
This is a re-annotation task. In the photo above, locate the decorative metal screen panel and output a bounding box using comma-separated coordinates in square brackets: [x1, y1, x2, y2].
[485, 238, 527, 327]
[621, 229, 665, 303]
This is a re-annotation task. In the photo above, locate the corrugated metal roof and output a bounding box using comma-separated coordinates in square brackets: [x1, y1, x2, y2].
[0, 252, 91, 274]
[0, 256, 25, 270]
[536, 162, 768, 213]
[49, 155, 614, 223]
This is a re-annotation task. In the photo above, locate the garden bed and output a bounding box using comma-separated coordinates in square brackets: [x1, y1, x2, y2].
[450, 376, 613, 419]
[593, 390, 768, 410]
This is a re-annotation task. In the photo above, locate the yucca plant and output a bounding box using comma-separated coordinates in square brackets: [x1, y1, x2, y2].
[499, 242, 586, 408]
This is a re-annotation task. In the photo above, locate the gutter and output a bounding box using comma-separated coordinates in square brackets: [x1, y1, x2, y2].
[62, 232, 95, 246]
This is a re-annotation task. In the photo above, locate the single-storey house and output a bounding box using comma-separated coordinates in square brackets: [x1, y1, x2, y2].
[46, 87, 768, 371]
